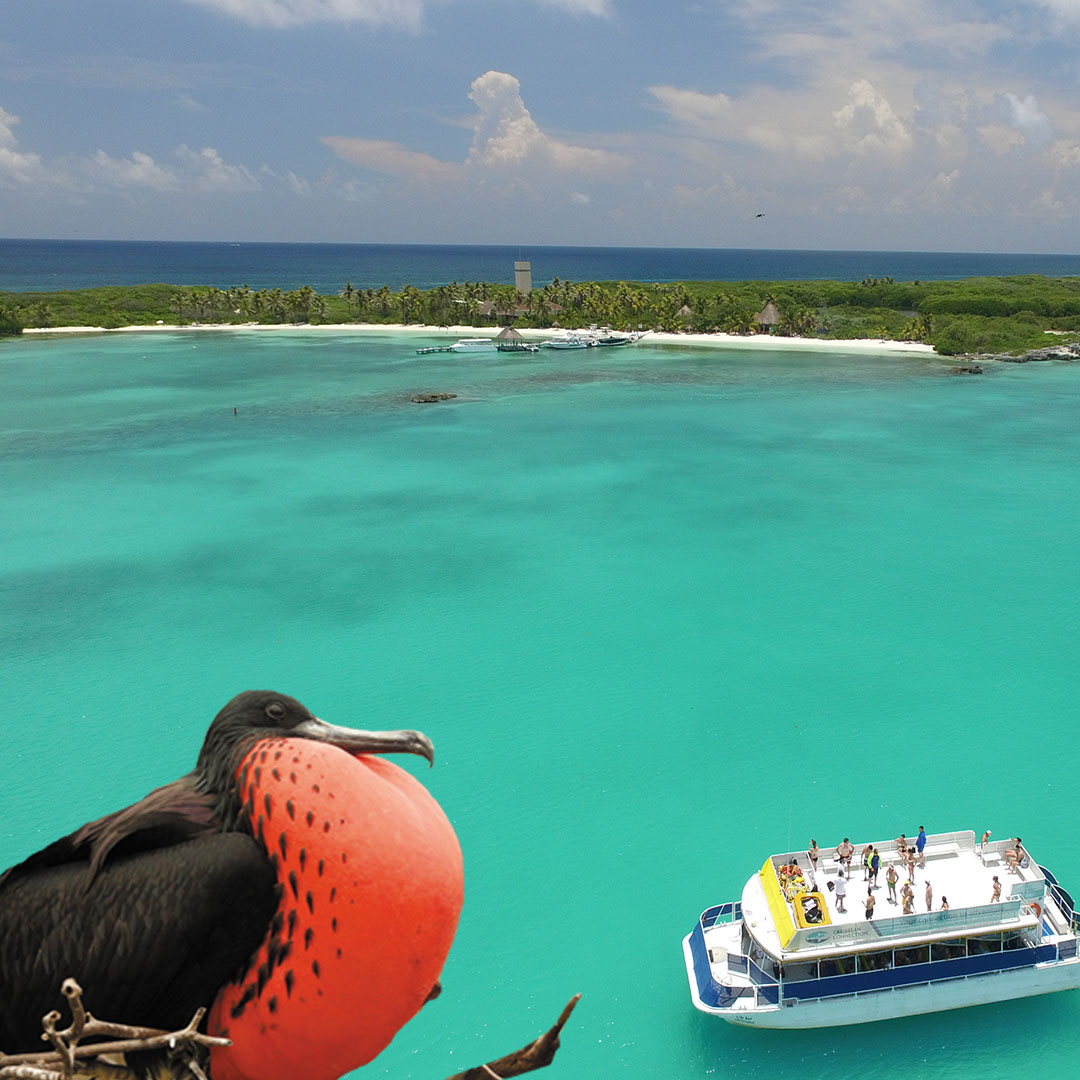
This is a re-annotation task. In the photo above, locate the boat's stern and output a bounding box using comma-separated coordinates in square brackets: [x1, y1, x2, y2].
[683, 903, 780, 1023]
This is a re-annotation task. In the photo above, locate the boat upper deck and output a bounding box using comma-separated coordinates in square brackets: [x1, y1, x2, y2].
[741, 831, 1047, 960]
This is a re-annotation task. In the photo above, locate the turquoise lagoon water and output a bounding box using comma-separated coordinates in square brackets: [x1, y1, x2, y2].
[2, 329, 1080, 1079]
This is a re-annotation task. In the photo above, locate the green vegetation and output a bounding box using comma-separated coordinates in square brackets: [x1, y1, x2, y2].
[3, 275, 1080, 356]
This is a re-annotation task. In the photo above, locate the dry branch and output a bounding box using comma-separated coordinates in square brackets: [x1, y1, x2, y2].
[444, 994, 581, 1080]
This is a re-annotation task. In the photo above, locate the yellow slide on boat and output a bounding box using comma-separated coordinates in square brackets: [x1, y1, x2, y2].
[793, 890, 832, 928]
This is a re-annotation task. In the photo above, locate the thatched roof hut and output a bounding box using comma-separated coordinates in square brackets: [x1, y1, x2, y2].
[495, 325, 532, 352]
[755, 301, 781, 331]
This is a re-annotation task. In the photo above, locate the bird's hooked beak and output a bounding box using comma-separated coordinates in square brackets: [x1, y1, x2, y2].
[293, 717, 435, 767]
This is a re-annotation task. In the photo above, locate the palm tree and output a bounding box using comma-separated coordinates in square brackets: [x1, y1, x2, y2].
[398, 285, 422, 324]
[267, 288, 287, 323]
[340, 282, 356, 318]
[0, 301, 23, 335]
[780, 305, 816, 336]
[296, 285, 318, 322]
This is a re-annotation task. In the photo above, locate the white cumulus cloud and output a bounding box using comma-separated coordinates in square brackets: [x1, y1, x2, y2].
[834, 79, 913, 156]
[89, 149, 180, 190]
[1001, 92, 1054, 148]
[466, 71, 624, 173]
[0, 106, 48, 186]
[175, 145, 262, 191]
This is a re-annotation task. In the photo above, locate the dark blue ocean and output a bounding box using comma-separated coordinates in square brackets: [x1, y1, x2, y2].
[2, 238, 1079, 293]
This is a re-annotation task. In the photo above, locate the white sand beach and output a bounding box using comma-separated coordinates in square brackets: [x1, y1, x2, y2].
[22, 322, 937, 354]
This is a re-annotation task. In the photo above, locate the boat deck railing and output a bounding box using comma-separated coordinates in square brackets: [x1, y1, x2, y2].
[1040, 865, 1080, 934]
[701, 901, 742, 930]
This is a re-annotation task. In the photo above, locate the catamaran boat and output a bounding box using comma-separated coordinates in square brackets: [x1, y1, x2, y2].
[683, 830, 1080, 1028]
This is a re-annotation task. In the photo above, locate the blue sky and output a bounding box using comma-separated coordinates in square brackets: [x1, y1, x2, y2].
[2, 0, 1080, 251]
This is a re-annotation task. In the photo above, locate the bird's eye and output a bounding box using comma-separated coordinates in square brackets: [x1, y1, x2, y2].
[265, 701, 286, 721]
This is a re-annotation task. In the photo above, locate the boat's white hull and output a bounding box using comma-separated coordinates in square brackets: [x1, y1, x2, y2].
[682, 937, 1080, 1028]
[449, 340, 496, 352]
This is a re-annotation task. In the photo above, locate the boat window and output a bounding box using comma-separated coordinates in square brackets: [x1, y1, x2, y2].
[1003, 932, 1028, 951]
[932, 938, 967, 962]
[782, 961, 818, 982]
[857, 949, 892, 972]
[966, 934, 1001, 954]
[819, 955, 855, 977]
[893, 945, 929, 966]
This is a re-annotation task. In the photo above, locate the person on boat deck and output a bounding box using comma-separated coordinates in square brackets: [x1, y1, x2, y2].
[901, 883, 914, 914]
[808, 839, 819, 869]
[925, 880, 933, 912]
[862, 844, 872, 881]
[834, 871, 847, 912]
[916, 826, 927, 867]
[896, 834, 908, 859]
[865, 891, 875, 920]
[941, 897, 949, 910]
[886, 863, 899, 904]
[1005, 839, 1026, 873]
[992, 875, 1002, 902]
[836, 837, 854, 876]
[906, 847, 916, 883]
[981, 829, 992, 848]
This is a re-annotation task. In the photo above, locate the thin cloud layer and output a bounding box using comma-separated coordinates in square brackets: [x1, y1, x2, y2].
[318, 138, 460, 183]
[180, 0, 612, 29]
[181, 0, 425, 30]
[538, 0, 613, 16]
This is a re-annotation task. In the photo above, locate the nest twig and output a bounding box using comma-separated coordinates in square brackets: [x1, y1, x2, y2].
[0, 980, 228, 1080]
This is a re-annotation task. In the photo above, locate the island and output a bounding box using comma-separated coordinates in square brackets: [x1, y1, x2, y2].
[3, 274, 1080, 358]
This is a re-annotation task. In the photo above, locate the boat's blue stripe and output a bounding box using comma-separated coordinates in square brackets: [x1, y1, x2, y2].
[781, 944, 1058, 1001]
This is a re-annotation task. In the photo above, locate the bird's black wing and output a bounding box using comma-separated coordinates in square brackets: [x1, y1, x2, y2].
[0, 776, 217, 890]
[0, 832, 278, 1053]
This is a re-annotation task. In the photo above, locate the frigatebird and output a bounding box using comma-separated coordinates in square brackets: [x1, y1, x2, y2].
[0, 691, 464, 1080]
